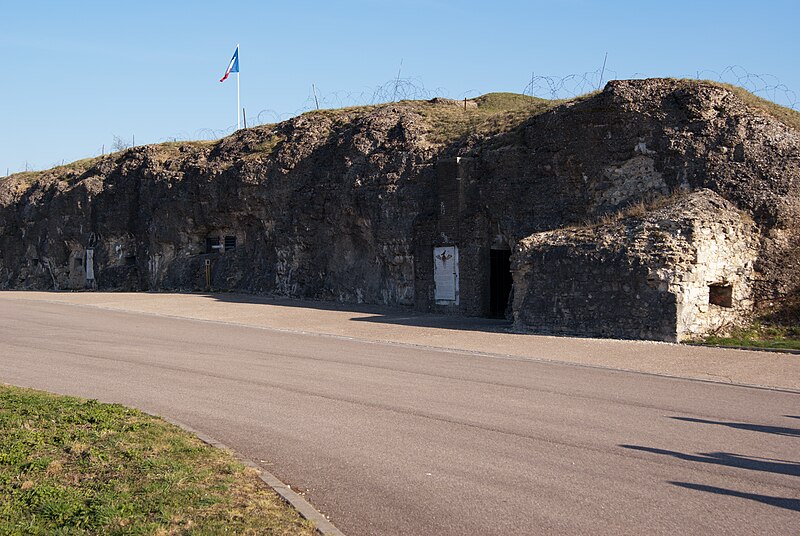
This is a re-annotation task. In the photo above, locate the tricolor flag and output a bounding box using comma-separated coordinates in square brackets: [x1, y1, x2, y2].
[219, 46, 239, 83]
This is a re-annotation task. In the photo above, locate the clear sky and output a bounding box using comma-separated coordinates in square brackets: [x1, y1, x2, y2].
[1, 0, 798, 175]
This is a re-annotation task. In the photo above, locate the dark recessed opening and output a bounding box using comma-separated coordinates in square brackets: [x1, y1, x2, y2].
[709, 284, 733, 308]
[124, 255, 136, 266]
[224, 235, 237, 250]
[206, 236, 220, 254]
[73, 257, 83, 269]
[489, 249, 512, 318]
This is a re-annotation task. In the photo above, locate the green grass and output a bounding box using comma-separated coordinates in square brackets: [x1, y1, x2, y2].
[0, 385, 316, 535]
[252, 136, 283, 153]
[692, 323, 800, 351]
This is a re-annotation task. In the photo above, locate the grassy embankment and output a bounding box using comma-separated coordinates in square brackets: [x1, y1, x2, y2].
[694, 323, 800, 351]
[692, 294, 800, 350]
[0, 385, 316, 535]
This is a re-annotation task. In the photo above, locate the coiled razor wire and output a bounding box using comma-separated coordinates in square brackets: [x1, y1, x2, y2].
[521, 65, 797, 109]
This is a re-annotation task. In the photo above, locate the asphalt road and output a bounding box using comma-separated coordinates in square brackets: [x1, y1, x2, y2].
[1, 298, 798, 535]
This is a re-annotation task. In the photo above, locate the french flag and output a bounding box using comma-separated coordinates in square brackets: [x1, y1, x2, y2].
[219, 46, 239, 82]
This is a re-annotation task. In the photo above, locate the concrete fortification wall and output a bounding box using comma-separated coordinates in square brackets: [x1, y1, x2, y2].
[1, 79, 798, 341]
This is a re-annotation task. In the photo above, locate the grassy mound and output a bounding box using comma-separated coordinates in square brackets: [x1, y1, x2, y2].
[0, 385, 316, 535]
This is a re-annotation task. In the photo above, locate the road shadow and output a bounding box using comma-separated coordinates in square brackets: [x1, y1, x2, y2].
[670, 482, 800, 512]
[670, 416, 800, 437]
[620, 444, 800, 477]
[203, 292, 514, 333]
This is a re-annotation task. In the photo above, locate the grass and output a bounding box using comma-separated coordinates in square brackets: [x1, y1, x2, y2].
[252, 136, 283, 154]
[153, 140, 218, 157]
[660, 79, 800, 132]
[691, 294, 800, 351]
[288, 92, 576, 148]
[712, 81, 800, 132]
[410, 92, 567, 146]
[1, 141, 220, 185]
[3, 155, 109, 187]
[0, 385, 316, 536]
[692, 323, 800, 351]
[5, 79, 797, 189]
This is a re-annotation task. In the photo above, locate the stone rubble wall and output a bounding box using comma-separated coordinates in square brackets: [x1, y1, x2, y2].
[0, 79, 798, 341]
[0, 108, 432, 307]
[512, 190, 758, 341]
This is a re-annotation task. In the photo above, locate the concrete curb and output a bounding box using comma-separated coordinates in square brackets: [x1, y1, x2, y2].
[161, 417, 346, 536]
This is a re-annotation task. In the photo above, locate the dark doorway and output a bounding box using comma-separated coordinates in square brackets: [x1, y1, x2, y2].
[489, 249, 512, 318]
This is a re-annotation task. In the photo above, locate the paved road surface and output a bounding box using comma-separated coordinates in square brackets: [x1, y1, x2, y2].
[5, 291, 798, 391]
[1, 297, 798, 535]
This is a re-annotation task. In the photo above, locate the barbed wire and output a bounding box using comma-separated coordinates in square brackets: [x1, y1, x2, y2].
[691, 65, 798, 108]
[521, 65, 797, 109]
[253, 76, 450, 126]
[522, 68, 615, 100]
[148, 67, 797, 144]
[189, 66, 800, 136]
[4, 67, 796, 178]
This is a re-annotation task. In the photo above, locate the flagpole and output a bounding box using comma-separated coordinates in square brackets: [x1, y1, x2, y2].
[236, 44, 241, 130]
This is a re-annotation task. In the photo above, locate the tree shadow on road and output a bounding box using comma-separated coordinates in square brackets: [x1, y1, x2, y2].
[670, 481, 800, 512]
[619, 444, 800, 477]
[670, 416, 800, 437]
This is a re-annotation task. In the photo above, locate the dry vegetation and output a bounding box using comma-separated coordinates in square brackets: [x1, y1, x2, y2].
[712, 81, 800, 131]
[7, 79, 796, 182]
[410, 92, 563, 145]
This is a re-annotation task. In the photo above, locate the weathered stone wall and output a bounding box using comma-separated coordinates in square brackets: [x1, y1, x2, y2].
[0, 108, 434, 307]
[1, 79, 798, 341]
[472, 79, 799, 308]
[412, 157, 495, 317]
[512, 190, 758, 341]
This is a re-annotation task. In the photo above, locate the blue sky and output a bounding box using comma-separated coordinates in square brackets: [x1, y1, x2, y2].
[1, 0, 798, 175]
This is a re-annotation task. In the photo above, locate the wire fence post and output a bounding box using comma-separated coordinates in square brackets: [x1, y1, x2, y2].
[393, 59, 403, 102]
[597, 52, 608, 90]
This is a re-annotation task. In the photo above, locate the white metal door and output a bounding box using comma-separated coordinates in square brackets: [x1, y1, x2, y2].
[433, 246, 459, 304]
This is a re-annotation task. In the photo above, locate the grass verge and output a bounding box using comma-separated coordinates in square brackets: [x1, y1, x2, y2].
[0, 385, 316, 535]
[692, 323, 800, 351]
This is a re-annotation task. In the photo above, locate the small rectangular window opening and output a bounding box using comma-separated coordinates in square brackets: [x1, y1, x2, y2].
[709, 284, 733, 308]
[73, 257, 83, 269]
[206, 237, 220, 254]
[224, 235, 237, 250]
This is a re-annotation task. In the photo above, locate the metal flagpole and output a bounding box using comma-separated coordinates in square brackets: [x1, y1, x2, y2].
[236, 44, 241, 130]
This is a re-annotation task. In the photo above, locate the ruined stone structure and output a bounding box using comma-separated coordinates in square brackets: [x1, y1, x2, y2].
[1, 79, 798, 341]
[513, 190, 758, 341]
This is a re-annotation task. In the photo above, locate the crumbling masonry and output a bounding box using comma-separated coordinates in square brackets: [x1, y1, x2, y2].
[1, 79, 798, 342]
